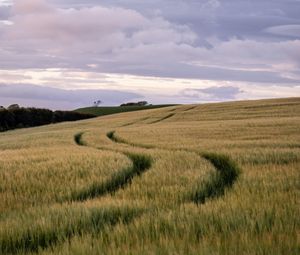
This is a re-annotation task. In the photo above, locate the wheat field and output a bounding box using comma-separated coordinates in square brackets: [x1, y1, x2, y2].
[0, 97, 299, 254]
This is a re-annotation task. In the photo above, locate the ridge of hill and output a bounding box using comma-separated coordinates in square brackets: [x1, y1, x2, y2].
[74, 104, 177, 116]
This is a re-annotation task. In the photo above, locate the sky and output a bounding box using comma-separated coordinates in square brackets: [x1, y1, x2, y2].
[0, 0, 299, 109]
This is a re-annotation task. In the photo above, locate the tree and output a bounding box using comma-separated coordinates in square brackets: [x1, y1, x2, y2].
[0, 106, 96, 133]
[8, 104, 20, 110]
[137, 101, 148, 106]
[93, 100, 102, 107]
[120, 101, 149, 107]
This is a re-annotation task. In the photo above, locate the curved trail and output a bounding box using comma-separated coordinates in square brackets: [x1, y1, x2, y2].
[191, 153, 240, 204]
[73, 132, 152, 201]
[150, 113, 175, 124]
[74, 132, 85, 146]
[120, 112, 175, 127]
[107, 131, 155, 149]
[107, 131, 240, 204]
[2, 129, 240, 254]
[183, 106, 198, 112]
[121, 117, 151, 127]
[1, 206, 141, 254]
[0, 133, 151, 254]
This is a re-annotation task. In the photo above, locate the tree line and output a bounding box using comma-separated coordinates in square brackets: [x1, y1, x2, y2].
[0, 105, 96, 132]
[120, 101, 149, 107]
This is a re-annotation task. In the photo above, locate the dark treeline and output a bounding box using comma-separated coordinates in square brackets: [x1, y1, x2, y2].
[120, 101, 149, 107]
[0, 107, 96, 132]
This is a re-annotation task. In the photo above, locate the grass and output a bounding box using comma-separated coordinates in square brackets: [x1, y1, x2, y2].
[149, 113, 176, 124]
[71, 133, 151, 201]
[0, 97, 299, 254]
[0, 204, 142, 254]
[71, 132, 152, 201]
[190, 153, 241, 204]
[107, 130, 155, 149]
[0, 146, 131, 214]
[106, 130, 240, 204]
[75, 105, 177, 117]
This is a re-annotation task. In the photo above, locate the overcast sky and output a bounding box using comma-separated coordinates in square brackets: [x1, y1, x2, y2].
[0, 0, 299, 109]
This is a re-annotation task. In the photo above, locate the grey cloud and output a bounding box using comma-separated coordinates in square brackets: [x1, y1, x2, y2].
[51, 0, 300, 41]
[0, 5, 11, 20]
[98, 61, 299, 84]
[0, 0, 299, 87]
[265, 25, 300, 38]
[91, 39, 300, 84]
[182, 86, 242, 100]
[0, 83, 143, 109]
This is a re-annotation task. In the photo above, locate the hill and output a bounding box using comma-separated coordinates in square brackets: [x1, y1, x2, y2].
[0, 97, 299, 255]
[75, 104, 177, 116]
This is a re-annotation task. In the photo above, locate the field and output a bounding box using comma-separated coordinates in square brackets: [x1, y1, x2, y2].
[75, 104, 176, 116]
[0, 97, 299, 254]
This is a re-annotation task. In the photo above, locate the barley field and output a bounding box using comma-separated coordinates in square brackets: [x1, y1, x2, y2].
[0, 97, 299, 255]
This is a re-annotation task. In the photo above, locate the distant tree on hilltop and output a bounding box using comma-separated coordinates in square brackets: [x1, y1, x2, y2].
[93, 100, 102, 107]
[120, 101, 148, 107]
[8, 104, 20, 110]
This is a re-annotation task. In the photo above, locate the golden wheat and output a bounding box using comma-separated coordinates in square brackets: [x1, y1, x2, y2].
[0, 97, 299, 254]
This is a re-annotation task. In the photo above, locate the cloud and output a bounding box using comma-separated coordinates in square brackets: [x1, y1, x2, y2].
[0, 4, 11, 29]
[50, 0, 300, 41]
[0, 83, 142, 109]
[265, 25, 300, 38]
[0, 0, 199, 71]
[0, 0, 300, 107]
[181, 86, 242, 101]
[0, 0, 12, 7]
[7, 0, 196, 49]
